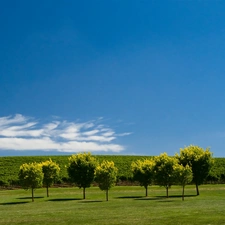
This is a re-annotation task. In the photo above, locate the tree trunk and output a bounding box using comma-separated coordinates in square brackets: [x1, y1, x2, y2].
[106, 189, 109, 201]
[195, 183, 199, 196]
[166, 186, 169, 198]
[32, 188, 34, 202]
[83, 187, 86, 199]
[182, 185, 185, 201]
[47, 186, 49, 197]
[145, 186, 148, 197]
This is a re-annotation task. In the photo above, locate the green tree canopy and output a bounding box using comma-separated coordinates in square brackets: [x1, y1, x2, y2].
[18, 162, 43, 202]
[131, 159, 155, 197]
[154, 153, 178, 198]
[67, 152, 97, 199]
[177, 145, 214, 195]
[95, 160, 118, 201]
[42, 159, 60, 197]
[173, 164, 193, 200]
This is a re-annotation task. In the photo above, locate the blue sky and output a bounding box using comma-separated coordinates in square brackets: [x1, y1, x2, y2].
[1, 1, 225, 157]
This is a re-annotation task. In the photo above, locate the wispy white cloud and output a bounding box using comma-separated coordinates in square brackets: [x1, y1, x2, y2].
[83, 130, 99, 136]
[0, 114, 27, 126]
[0, 114, 131, 153]
[117, 132, 133, 137]
[102, 131, 115, 137]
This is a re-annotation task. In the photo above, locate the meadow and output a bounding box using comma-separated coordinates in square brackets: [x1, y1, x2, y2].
[0, 184, 225, 225]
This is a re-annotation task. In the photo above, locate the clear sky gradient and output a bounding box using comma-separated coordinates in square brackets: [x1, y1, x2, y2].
[1, 1, 225, 156]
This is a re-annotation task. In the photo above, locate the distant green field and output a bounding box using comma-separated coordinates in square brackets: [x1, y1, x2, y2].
[0, 155, 152, 185]
[0, 155, 224, 185]
[0, 185, 225, 225]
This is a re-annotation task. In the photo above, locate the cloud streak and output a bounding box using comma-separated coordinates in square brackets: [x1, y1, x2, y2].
[0, 114, 131, 153]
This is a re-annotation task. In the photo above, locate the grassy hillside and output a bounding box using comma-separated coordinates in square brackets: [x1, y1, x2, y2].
[0, 155, 152, 185]
[0, 155, 224, 186]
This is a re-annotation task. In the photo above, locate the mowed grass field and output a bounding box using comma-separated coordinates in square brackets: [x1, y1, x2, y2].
[0, 185, 225, 225]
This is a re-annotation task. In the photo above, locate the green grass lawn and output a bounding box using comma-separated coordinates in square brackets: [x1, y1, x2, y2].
[0, 185, 225, 225]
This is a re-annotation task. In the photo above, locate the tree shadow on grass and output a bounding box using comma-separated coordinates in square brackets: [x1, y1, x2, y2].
[144, 195, 197, 202]
[155, 195, 197, 199]
[17, 196, 44, 200]
[48, 198, 82, 202]
[79, 200, 103, 203]
[116, 196, 143, 199]
[0, 201, 29, 205]
[134, 197, 163, 201]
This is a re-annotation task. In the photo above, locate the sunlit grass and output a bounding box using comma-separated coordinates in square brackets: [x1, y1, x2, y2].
[0, 185, 225, 224]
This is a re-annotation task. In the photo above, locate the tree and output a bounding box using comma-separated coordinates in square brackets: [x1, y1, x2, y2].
[131, 159, 155, 197]
[95, 160, 118, 201]
[154, 153, 178, 198]
[177, 145, 214, 195]
[67, 152, 97, 199]
[41, 159, 60, 197]
[18, 162, 43, 202]
[173, 164, 193, 201]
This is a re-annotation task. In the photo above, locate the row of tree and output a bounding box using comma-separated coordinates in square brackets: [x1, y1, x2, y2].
[18, 145, 213, 202]
[19, 159, 60, 201]
[132, 145, 213, 200]
[67, 153, 117, 201]
[19, 154, 118, 201]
